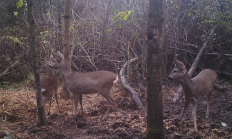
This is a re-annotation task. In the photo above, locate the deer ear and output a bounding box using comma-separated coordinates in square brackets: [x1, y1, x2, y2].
[52, 52, 63, 62]
[57, 51, 64, 59]
[41, 59, 49, 66]
[44, 60, 50, 66]
[174, 59, 186, 71]
[40, 61, 46, 67]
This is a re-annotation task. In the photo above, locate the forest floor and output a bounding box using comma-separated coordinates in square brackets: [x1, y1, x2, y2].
[0, 79, 232, 139]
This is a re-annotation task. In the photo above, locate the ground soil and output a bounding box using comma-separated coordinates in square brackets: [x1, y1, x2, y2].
[0, 80, 232, 139]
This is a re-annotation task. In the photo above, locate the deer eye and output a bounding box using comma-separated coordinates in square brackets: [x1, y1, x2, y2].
[173, 70, 177, 73]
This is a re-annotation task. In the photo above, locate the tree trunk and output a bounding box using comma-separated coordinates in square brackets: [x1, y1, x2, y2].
[62, 0, 71, 99]
[57, 0, 62, 51]
[26, 0, 47, 125]
[146, 0, 164, 138]
[173, 26, 216, 102]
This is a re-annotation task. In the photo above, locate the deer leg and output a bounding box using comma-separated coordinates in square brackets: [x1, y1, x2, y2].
[48, 100, 51, 115]
[43, 92, 53, 115]
[73, 94, 80, 115]
[54, 89, 61, 113]
[192, 100, 199, 132]
[206, 91, 212, 118]
[179, 100, 190, 120]
[101, 92, 116, 120]
[79, 94, 83, 113]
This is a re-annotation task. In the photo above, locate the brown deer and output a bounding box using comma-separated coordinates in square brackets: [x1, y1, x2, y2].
[49, 52, 118, 119]
[168, 58, 217, 132]
[39, 60, 61, 115]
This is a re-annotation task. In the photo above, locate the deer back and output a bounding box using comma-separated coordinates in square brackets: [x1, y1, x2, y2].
[65, 70, 117, 94]
[191, 69, 217, 97]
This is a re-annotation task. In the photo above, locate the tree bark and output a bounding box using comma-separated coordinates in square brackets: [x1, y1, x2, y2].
[26, 0, 47, 125]
[119, 58, 143, 108]
[146, 0, 164, 138]
[62, 0, 71, 99]
[173, 26, 216, 102]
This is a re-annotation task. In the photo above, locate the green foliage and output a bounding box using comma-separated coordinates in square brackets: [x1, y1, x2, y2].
[13, 12, 19, 16]
[39, 31, 52, 46]
[221, 78, 232, 85]
[112, 10, 134, 21]
[16, 0, 23, 8]
[0, 82, 22, 91]
[221, 122, 227, 127]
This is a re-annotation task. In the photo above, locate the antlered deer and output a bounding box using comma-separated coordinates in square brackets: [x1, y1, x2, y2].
[39, 60, 61, 115]
[168, 58, 217, 131]
[49, 52, 118, 119]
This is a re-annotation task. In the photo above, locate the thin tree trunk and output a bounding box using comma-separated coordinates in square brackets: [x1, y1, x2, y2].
[26, 0, 47, 125]
[173, 26, 216, 102]
[58, 0, 62, 50]
[62, 0, 71, 99]
[146, 0, 164, 138]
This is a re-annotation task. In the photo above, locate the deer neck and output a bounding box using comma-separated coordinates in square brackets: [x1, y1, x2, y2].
[46, 68, 55, 77]
[58, 63, 72, 79]
[179, 71, 194, 99]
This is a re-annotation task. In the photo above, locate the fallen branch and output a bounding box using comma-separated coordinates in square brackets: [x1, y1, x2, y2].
[177, 42, 199, 49]
[173, 26, 216, 102]
[214, 83, 226, 91]
[0, 59, 19, 78]
[119, 57, 143, 108]
[218, 71, 232, 77]
[204, 52, 232, 57]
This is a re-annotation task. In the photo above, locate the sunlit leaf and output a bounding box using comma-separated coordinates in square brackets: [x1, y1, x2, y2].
[13, 12, 19, 16]
[221, 122, 227, 127]
[16, 0, 23, 8]
[123, 14, 129, 20]
[70, 26, 74, 31]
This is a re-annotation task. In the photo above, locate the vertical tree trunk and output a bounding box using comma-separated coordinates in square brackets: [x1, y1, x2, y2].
[57, 0, 62, 51]
[26, 0, 47, 125]
[62, 0, 71, 99]
[146, 0, 164, 138]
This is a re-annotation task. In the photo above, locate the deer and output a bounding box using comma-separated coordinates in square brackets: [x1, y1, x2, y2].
[168, 58, 217, 132]
[39, 60, 61, 115]
[49, 52, 118, 119]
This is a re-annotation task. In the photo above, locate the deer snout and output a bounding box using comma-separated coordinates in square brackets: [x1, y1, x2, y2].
[168, 75, 173, 80]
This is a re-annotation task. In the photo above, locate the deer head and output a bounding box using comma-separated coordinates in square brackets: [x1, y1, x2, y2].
[168, 59, 187, 81]
[49, 52, 65, 69]
[39, 60, 50, 73]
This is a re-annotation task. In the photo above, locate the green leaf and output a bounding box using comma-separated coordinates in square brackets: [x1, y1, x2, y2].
[13, 12, 19, 16]
[221, 122, 227, 127]
[47, 12, 50, 16]
[16, 0, 23, 8]
[128, 10, 134, 14]
[112, 16, 118, 21]
[118, 24, 121, 28]
[123, 14, 129, 20]
[188, 12, 191, 16]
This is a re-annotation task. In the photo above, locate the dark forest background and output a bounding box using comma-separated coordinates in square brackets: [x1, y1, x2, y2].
[1, 0, 232, 86]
